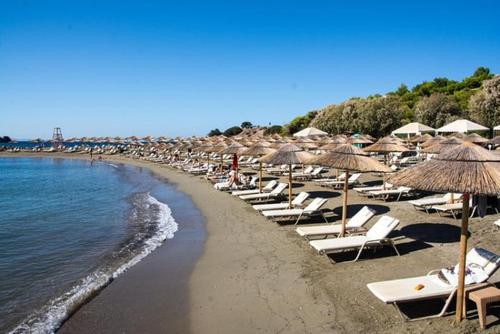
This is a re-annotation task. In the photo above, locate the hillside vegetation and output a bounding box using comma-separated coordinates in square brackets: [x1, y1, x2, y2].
[289, 67, 499, 137]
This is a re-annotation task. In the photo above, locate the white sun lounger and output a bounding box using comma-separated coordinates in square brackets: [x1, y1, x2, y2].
[313, 172, 346, 184]
[369, 186, 412, 201]
[252, 192, 310, 211]
[322, 173, 361, 188]
[408, 193, 462, 214]
[495, 219, 500, 228]
[239, 183, 288, 201]
[430, 199, 473, 219]
[296, 206, 376, 240]
[261, 198, 329, 224]
[231, 180, 277, 196]
[367, 248, 500, 321]
[309, 216, 400, 262]
[354, 183, 393, 196]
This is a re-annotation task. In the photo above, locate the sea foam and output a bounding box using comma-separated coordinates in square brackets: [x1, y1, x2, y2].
[9, 193, 178, 334]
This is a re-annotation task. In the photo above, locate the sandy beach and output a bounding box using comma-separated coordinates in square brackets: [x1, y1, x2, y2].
[2, 152, 499, 333]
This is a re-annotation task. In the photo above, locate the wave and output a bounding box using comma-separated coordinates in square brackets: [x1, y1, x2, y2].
[106, 163, 119, 168]
[9, 193, 178, 334]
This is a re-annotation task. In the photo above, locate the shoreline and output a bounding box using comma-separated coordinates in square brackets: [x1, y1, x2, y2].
[2, 152, 499, 333]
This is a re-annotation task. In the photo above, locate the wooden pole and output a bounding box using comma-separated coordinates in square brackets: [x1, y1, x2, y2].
[288, 163, 293, 208]
[259, 161, 263, 193]
[340, 170, 350, 237]
[220, 154, 223, 172]
[207, 155, 210, 175]
[455, 193, 470, 322]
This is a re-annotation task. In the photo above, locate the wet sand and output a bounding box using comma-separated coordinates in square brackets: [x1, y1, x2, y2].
[2, 152, 500, 333]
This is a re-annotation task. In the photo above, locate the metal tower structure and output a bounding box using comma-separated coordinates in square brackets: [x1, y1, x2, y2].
[52, 127, 64, 147]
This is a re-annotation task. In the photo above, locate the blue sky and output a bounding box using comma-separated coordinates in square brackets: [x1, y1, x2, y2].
[1, 1, 499, 139]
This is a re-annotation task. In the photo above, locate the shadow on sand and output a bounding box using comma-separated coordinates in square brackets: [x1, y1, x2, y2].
[400, 223, 461, 244]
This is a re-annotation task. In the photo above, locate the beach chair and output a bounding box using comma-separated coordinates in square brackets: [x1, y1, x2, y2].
[309, 216, 400, 262]
[323, 173, 361, 189]
[430, 199, 472, 219]
[261, 198, 329, 224]
[354, 183, 393, 196]
[291, 166, 314, 177]
[368, 186, 412, 201]
[408, 193, 462, 214]
[231, 180, 277, 196]
[313, 172, 346, 185]
[296, 206, 376, 240]
[252, 192, 310, 211]
[367, 248, 500, 321]
[239, 183, 288, 201]
[294, 166, 324, 180]
[494, 219, 500, 228]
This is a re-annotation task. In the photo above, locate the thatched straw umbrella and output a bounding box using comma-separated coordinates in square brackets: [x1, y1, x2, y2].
[259, 144, 313, 208]
[364, 137, 409, 165]
[465, 133, 489, 145]
[308, 144, 392, 236]
[387, 141, 500, 322]
[487, 136, 500, 147]
[421, 135, 446, 148]
[241, 143, 276, 192]
[421, 137, 463, 154]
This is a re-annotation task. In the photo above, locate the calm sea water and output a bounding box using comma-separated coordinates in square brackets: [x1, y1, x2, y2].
[0, 158, 179, 333]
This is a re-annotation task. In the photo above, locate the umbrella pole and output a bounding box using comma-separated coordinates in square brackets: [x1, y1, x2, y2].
[340, 170, 350, 237]
[288, 163, 292, 208]
[259, 161, 263, 193]
[207, 155, 210, 175]
[220, 155, 223, 172]
[455, 193, 470, 322]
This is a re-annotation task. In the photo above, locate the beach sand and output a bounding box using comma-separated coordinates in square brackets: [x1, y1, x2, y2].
[2, 152, 499, 333]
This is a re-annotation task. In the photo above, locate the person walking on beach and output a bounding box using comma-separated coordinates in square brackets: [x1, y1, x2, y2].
[90, 147, 93, 160]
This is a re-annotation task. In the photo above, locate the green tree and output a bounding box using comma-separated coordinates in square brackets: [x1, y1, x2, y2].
[469, 75, 500, 131]
[208, 129, 222, 137]
[263, 125, 284, 135]
[240, 121, 253, 129]
[223, 126, 243, 137]
[284, 111, 318, 135]
[415, 93, 462, 128]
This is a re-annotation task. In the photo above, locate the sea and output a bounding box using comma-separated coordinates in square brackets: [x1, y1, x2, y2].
[0, 157, 186, 333]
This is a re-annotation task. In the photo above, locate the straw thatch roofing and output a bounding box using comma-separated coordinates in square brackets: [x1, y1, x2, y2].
[421, 135, 446, 148]
[437, 119, 489, 133]
[465, 133, 489, 144]
[388, 141, 500, 195]
[410, 133, 433, 143]
[364, 137, 409, 153]
[293, 127, 328, 137]
[259, 144, 311, 164]
[391, 122, 435, 135]
[488, 136, 500, 146]
[421, 137, 463, 154]
[241, 143, 276, 157]
[222, 142, 247, 154]
[308, 144, 392, 173]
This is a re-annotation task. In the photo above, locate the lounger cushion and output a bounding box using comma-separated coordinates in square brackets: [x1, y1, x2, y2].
[309, 235, 368, 253]
[367, 275, 452, 303]
[262, 208, 303, 218]
[296, 224, 343, 237]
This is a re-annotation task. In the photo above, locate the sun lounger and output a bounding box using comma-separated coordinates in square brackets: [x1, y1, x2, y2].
[252, 192, 310, 211]
[431, 199, 473, 219]
[261, 198, 329, 224]
[408, 193, 462, 214]
[368, 186, 412, 201]
[367, 248, 500, 321]
[231, 180, 277, 196]
[313, 172, 346, 184]
[239, 183, 288, 201]
[309, 216, 400, 262]
[296, 206, 376, 240]
[292, 167, 324, 180]
[495, 219, 500, 228]
[354, 183, 393, 196]
[322, 173, 361, 188]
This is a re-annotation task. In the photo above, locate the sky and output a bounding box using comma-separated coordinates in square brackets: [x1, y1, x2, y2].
[1, 1, 499, 139]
